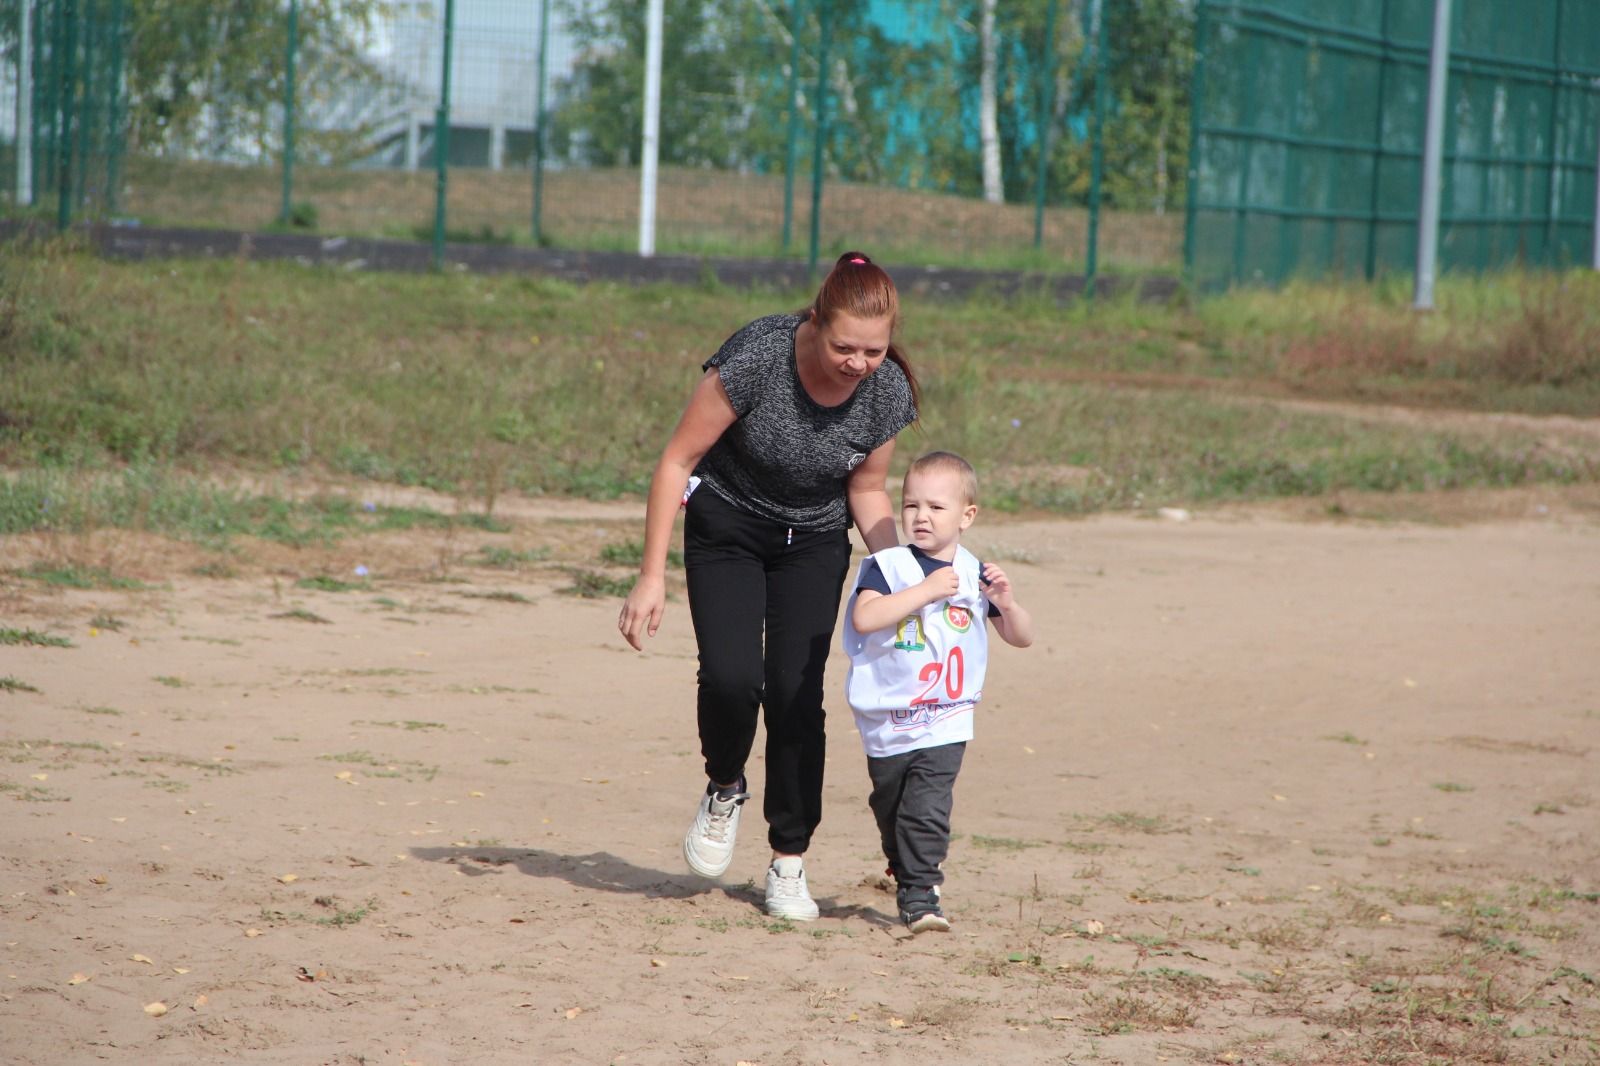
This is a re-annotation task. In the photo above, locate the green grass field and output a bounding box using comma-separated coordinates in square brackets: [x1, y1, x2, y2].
[2, 239, 1598, 544]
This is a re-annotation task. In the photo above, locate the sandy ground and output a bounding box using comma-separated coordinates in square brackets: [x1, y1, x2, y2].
[3, 492, 1598, 1065]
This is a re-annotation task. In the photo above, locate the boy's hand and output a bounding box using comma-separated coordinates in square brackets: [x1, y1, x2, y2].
[982, 563, 1017, 609]
[918, 566, 961, 606]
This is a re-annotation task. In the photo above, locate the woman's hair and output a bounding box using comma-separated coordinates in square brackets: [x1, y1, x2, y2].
[806, 251, 920, 414]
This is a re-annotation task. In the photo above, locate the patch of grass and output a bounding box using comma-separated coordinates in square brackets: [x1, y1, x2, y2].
[599, 540, 682, 568]
[80, 705, 122, 715]
[153, 675, 186, 688]
[273, 609, 332, 624]
[1322, 731, 1366, 745]
[1080, 811, 1184, 835]
[296, 575, 372, 593]
[472, 546, 551, 569]
[1, 677, 41, 693]
[969, 835, 1043, 851]
[0, 628, 73, 647]
[1081, 991, 1199, 1035]
[557, 569, 635, 599]
[1, 780, 66, 802]
[15, 563, 146, 590]
[361, 720, 446, 732]
[1433, 781, 1475, 792]
[317, 750, 438, 781]
[88, 614, 126, 631]
[455, 589, 534, 604]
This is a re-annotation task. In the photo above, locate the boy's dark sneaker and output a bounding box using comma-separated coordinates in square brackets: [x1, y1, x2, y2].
[897, 885, 950, 933]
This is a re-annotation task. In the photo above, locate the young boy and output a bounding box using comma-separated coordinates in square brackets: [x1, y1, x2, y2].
[841, 451, 1034, 933]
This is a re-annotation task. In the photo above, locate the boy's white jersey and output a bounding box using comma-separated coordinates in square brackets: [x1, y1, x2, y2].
[842, 545, 990, 758]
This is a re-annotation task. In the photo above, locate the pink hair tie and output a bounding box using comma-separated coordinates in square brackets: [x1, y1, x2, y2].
[849, 257, 867, 264]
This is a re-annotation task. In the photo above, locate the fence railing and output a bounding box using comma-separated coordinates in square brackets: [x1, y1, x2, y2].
[1186, 0, 1600, 290]
[4, 0, 1191, 285]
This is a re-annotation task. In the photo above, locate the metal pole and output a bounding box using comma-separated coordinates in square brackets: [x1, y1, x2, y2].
[1085, 0, 1109, 299]
[106, 0, 124, 214]
[56, 0, 75, 232]
[807, 0, 833, 276]
[1541, 0, 1562, 264]
[1364, 0, 1391, 280]
[73, 0, 90, 209]
[531, 0, 549, 243]
[16, 0, 32, 206]
[638, 0, 662, 257]
[280, 0, 298, 224]
[1182, 0, 1208, 284]
[1033, 0, 1058, 249]
[1592, 107, 1600, 270]
[432, 0, 455, 270]
[781, 0, 803, 253]
[1413, 0, 1451, 311]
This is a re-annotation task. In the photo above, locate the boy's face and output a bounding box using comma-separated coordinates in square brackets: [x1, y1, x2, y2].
[900, 466, 977, 559]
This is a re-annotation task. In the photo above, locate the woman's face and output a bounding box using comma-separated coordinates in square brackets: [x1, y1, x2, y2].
[814, 311, 893, 389]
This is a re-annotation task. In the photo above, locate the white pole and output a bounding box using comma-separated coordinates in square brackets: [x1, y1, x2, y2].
[1592, 110, 1600, 270]
[1413, 0, 1452, 310]
[16, 0, 31, 206]
[638, 0, 663, 257]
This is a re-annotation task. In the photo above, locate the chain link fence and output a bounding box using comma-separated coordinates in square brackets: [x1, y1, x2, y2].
[1187, 0, 1600, 289]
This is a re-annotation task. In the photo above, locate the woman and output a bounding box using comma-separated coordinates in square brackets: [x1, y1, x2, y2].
[619, 251, 919, 919]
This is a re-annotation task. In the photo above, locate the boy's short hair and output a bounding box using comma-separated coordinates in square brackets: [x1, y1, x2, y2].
[907, 450, 978, 507]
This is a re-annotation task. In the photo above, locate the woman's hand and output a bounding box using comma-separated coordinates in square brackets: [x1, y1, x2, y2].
[619, 573, 667, 651]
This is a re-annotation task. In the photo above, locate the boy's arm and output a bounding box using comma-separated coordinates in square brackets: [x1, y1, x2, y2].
[851, 569, 959, 634]
[982, 562, 1034, 648]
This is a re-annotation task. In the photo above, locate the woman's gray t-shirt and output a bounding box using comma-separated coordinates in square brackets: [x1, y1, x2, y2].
[694, 313, 917, 531]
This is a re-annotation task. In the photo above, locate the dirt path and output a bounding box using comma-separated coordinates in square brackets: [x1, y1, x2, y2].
[3, 501, 1598, 1065]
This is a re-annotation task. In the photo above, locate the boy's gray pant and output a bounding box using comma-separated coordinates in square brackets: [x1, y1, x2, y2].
[866, 741, 967, 889]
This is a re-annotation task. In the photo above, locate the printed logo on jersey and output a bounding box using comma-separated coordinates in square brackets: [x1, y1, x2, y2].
[845, 452, 867, 471]
[943, 603, 973, 633]
[893, 615, 926, 652]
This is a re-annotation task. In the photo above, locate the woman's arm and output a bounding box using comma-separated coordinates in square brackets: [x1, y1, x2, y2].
[618, 370, 737, 650]
[846, 438, 900, 553]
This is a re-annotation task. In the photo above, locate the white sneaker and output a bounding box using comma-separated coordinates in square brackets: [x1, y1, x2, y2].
[683, 782, 747, 878]
[764, 856, 820, 921]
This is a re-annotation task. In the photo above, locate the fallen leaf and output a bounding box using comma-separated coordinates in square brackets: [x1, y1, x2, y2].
[649, 958, 667, 968]
[277, 874, 298, 884]
[1272, 794, 1288, 802]
[173, 968, 190, 974]
[244, 928, 263, 938]
[110, 817, 126, 823]
[335, 771, 353, 781]
[30, 773, 47, 781]
[563, 1006, 583, 1019]
[888, 1017, 907, 1028]
[143, 1002, 168, 1017]
[90, 876, 107, 885]
[67, 973, 91, 985]
[192, 994, 208, 1008]
[130, 954, 154, 965]
[1081, 919, 1105, 936]
[468, 791, 485, 798]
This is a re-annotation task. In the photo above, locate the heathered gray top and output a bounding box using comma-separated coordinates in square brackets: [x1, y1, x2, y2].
[694, 313, 917, 531]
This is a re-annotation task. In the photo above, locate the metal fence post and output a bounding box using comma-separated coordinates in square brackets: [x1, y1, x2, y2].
[1182, 0, 1208, 284]
[638, 0, 662, 257]
[105, 0, 125, 214]
[16, 0, 32, 206]
[807, 0, 832, 276]
[1033, 0, 1058, 249]
[1085, 0, 1109, 299]
[280, 0, 298, 225]
[1413, 0, 1452, 311]
[433, 0, 455, 271]
[531, 0, 549, 244]
[56, 0, 75, 232]
[1592, 107, 1600, 270]
[781, 0, 804, 253]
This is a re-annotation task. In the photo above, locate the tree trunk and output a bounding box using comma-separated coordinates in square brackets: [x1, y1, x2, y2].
[979, 0, 1002, 203]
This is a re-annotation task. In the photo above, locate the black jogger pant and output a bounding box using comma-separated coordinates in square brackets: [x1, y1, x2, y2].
[683, 487, 852, 855]
[866, 741, 967, 889]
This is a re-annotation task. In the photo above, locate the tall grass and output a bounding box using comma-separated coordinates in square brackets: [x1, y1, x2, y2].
[2, 243, 1597, 540]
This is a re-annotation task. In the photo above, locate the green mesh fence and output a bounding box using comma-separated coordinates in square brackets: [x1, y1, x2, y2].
[3, 0, 130, 226]
[1187, 0, 1600, 289]
[5, 1, 1200, 279]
